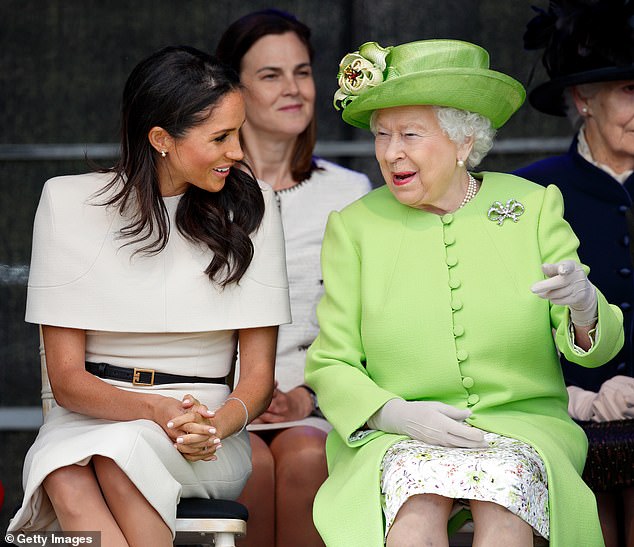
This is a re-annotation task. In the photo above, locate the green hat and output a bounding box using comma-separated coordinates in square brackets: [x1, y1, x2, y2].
[334, 39, 526, 129]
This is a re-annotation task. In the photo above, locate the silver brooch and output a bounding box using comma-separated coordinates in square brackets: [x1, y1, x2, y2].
[487, 199, 525, 226]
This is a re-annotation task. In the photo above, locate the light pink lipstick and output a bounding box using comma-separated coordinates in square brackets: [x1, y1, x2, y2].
[279, 104, 302, 112]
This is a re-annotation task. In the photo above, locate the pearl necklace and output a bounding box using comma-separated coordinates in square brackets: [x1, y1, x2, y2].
[458, 173, 478, 209]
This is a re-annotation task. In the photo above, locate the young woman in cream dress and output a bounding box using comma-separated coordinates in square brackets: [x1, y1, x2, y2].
[8, 46, 290, 546]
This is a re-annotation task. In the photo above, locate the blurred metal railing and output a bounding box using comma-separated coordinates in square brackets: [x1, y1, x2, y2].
[0, 408, 44, 430]
[0, 137, 570, 161]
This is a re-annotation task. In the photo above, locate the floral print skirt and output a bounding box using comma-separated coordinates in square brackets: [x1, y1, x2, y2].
[380, 432, 549, 540]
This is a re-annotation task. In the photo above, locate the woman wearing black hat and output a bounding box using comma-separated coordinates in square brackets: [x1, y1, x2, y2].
[516, 2, 634, 545]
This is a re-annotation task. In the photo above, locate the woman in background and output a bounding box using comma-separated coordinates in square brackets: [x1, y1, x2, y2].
[516, 3, 634, 545]
[216, 9, 371, 547]
[8, 46, 290, 545]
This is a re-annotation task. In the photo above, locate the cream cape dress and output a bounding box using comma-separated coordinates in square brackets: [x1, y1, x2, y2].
[8, 172, 291, 535]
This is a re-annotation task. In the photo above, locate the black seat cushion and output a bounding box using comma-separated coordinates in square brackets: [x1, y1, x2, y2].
[176, 498, 249, 521]
[578, 419, 634, 491]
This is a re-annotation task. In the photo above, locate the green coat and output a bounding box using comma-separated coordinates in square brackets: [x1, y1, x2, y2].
[305, 172, 623, 547]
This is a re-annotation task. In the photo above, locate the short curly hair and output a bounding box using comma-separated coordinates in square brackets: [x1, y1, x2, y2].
[434, 106, 496, 168]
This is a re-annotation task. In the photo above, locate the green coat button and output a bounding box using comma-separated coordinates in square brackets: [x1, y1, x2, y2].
[441, 213, 454, 224]
[462, 376, 475, 388]
[467, 394, 480, 405]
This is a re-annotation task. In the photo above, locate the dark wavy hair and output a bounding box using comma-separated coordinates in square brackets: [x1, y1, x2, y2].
[215, 9, 319, 183]
[98, 45, 264, 287]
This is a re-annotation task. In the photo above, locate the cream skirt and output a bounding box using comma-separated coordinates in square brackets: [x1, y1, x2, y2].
[8, 383, 252, 537]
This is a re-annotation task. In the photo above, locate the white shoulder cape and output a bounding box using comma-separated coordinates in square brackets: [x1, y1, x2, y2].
[26, 172, 290, 332]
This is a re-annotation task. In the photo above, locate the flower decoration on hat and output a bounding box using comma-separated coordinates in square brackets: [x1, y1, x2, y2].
[334, 42, 392, 110]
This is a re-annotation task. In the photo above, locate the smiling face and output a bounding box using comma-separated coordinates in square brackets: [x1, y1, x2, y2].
[576, 80, 634, 173]
[238, 31, 315, 140]
[373, 105, 472, 213]
[156, 90, 245, 196]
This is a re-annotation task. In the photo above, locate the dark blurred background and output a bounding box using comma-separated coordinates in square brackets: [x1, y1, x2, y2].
[0, 0, 572, 534]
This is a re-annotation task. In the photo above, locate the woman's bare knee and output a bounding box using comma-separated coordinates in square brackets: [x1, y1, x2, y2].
[470, 498, 530, 528]
[92, 455, 141, 501]
[270, 426, 327, 487]
[470, 500, 533, 546]
[387, 494, 453, 547]
[249, 433, 275, 471]
[240, 432, 275, 497]
[43, 464, 98, 516]
[236, 433, 275, 547]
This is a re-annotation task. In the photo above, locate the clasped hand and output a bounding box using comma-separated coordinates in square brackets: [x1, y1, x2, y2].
[251, 382, 312, 424]
[568, 377, 634, 422]
[530, 260, 598, 326]
[160, 394, 220, 462]
[592, 376, 634, 421]
[368, 398, 487, 448]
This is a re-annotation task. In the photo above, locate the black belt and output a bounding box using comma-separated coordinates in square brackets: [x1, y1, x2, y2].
[85, 362, 226, 386]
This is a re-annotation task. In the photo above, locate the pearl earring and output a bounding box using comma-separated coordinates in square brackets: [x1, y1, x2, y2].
[160, 150, 167, 158]
[581, 106, 588, 115]
[457, 159, 465, 168]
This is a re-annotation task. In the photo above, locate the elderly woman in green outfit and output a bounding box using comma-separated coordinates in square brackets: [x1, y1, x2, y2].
[305, 39, 624, 547]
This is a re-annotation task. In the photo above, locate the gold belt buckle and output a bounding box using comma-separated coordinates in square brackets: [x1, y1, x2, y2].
[133, 368, 155, 386]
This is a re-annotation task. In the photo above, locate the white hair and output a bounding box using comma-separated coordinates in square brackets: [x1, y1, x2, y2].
[563, 83, 602, 128]
[433, 106, 496, 168]
[369, 106, 496, 169]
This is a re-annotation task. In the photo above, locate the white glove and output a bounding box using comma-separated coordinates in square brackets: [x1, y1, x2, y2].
[367, 398, 487, 448]
[530, 260, 598, 326]
[567, 385, 598, 421]
[591, 376, 634, 422]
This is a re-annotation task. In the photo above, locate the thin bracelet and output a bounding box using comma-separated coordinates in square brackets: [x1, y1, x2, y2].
[225, 396, 249, 435]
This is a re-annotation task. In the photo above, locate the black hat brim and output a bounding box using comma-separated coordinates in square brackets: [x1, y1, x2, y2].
[529, 65, 634, 116]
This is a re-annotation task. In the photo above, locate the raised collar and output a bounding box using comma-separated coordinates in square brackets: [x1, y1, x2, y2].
[567, 133, 634, 204]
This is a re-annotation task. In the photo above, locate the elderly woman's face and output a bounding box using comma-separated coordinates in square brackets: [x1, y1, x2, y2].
[579, 80, 634, 171]
[373, 105, 469, 212]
